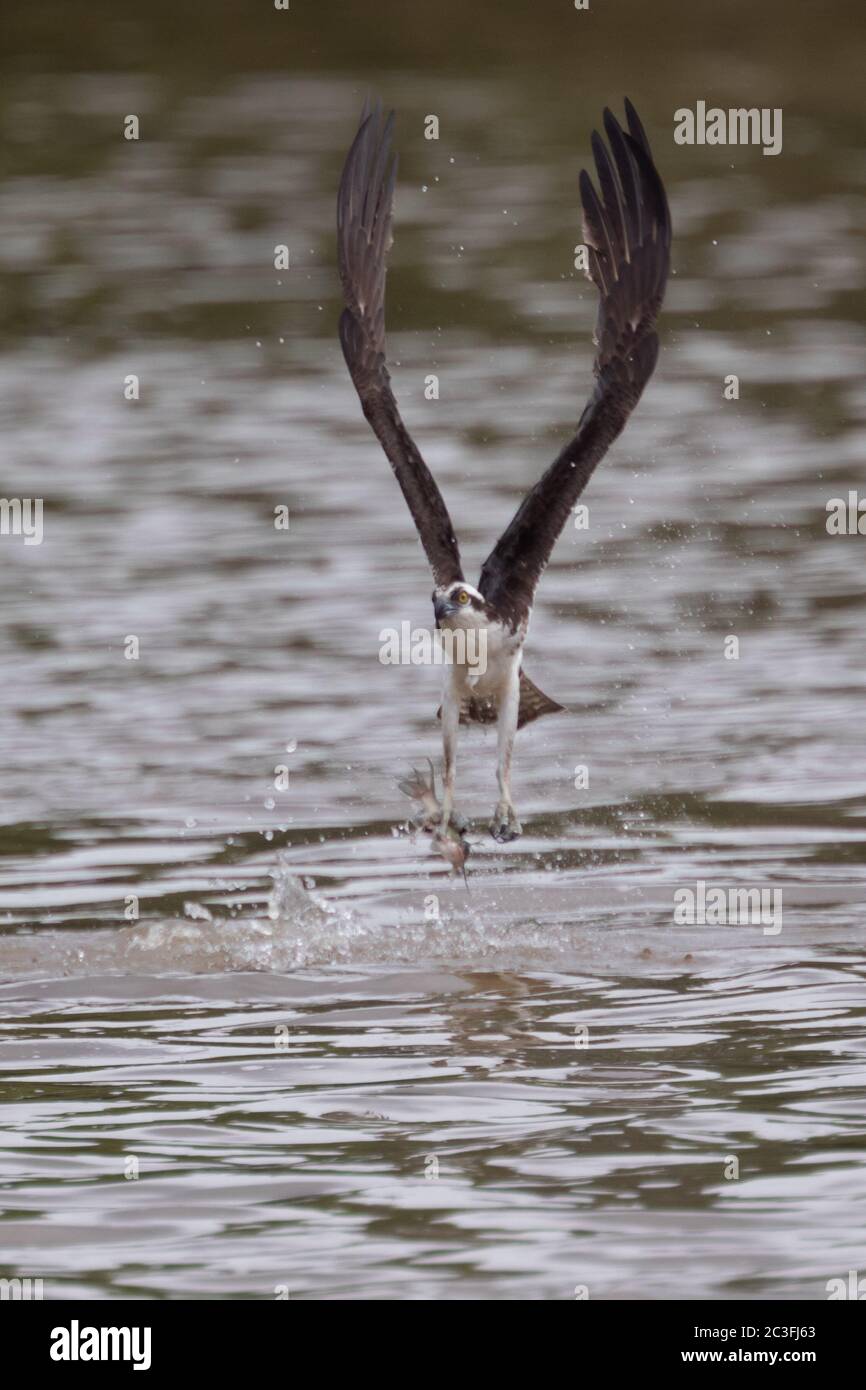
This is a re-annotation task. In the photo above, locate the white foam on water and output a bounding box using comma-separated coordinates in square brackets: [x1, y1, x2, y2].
[0, 861, 822, 981]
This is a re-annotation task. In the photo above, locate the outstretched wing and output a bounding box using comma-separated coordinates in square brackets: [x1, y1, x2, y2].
[337, 102, 464, 589]
[478, 99, 670, 627]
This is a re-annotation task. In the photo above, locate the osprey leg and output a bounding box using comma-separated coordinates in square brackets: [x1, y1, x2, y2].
[491, 663, 522, 841]
[439, 677, 461, 832]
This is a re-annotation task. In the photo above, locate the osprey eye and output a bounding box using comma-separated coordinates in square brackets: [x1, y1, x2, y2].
[457, 590, 470, 605]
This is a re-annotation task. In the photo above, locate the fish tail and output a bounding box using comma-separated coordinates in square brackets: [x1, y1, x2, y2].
[398, 762, 437, 803]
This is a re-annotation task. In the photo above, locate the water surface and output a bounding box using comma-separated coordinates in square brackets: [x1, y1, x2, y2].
[1, 10, 865, 1298]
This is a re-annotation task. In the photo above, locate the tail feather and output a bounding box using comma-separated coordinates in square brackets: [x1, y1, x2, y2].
[436, 671, 565, 729]
[516, 671, 565, 728]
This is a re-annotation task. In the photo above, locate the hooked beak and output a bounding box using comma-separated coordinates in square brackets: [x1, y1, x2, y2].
[434, 596, 458, 623]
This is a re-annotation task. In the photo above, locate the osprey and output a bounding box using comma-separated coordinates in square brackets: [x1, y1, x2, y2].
[337, 99, 670, 842]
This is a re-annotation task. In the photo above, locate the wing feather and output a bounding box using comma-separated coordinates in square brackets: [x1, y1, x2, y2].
[337, 104, 463, 589]
[477, 101, 670, 627]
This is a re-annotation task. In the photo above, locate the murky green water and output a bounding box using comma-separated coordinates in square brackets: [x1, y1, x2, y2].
[0, 1, 864, 1299]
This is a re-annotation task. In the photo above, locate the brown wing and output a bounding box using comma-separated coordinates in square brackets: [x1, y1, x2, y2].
[337, 102, 464, 589]
[478, 99, 671, 627]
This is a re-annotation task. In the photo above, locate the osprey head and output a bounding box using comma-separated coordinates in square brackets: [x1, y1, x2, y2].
[433, 581, 487, 629]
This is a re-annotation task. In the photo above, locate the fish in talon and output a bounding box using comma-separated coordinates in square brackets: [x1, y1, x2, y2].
[398, 760, 471, 881]
[432, 829, 470, 884]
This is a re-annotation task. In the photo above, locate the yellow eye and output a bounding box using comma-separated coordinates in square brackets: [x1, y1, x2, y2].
[457, 590, 470, 605]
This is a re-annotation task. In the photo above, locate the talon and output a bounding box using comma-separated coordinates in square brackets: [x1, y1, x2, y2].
[490, 808, 522, 843]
